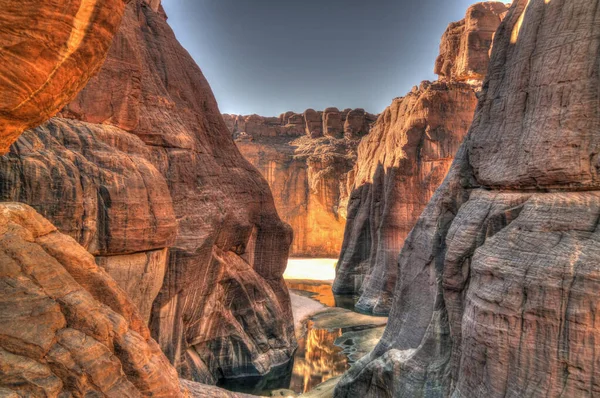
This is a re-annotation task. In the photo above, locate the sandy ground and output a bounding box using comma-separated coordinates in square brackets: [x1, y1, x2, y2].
[290, 291, 325, 335]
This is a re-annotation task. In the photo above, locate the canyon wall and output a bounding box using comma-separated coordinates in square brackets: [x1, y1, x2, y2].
[225, 109, 377, 257]
[332, 2, 508, 315]
[0, 0, 295, 386]
[335, 0, 600, 396]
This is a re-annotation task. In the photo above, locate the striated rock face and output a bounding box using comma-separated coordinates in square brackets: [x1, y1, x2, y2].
[335, 0, 600, 396]
[435, 2, 508, 83]
[224, 109, 376, 257]
[0, 0, 295, 386]
[333, 82, 478, 314]
[333, 2, 507, 314]
[0, 0, 129, 154]
[0, 202, 183, 396]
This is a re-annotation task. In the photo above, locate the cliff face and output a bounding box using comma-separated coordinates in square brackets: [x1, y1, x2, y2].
[0, 0, 129, 154]
[0, 0, 295, 385]
[333, 2, 507, 314]
[225, 109, 377, 257]
[335, 0, 600, 396]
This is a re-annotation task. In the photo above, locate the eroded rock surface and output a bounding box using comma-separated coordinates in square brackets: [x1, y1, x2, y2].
[335, 0, 600, 396]
[224, 110, 376, 257]
[333, 2, 507, 314]
[0, 202, 183, 397]
[0, 0, 295, 385]
[435, 2, 508, 82]
[0, 0, 129, 153]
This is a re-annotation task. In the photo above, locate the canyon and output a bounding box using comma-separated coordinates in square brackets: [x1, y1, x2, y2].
[224, 109, 377, 257]
[1, 0, 599, 397]
[335, 0, 600, 396]
[0, 0, 295, 395]
[332, 1, 509, 314]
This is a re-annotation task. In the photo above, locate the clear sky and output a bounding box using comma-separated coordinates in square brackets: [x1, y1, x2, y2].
[162, 0, 491, 116]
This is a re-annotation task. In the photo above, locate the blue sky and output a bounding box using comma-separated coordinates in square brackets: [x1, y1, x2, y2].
[162, 0, 494, 116]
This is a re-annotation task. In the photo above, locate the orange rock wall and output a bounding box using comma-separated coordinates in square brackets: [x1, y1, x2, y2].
[225, 109, 376, 257]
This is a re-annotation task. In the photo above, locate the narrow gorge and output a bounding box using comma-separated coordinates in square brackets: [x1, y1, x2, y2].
[1, 0, 599, 397]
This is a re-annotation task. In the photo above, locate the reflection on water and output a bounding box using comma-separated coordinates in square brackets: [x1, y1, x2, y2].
[289, 320, 348, 394]
[286, 279, 359, 311]
[220, 258, 360, 396]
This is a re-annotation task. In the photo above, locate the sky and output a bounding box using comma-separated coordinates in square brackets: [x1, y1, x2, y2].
[162, 0, 490, 116]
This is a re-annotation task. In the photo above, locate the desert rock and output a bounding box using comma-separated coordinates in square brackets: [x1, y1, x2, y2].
[0, 202, 183, 397]
[1, 0, 296, 385]
[333, 2, 507, 314]
[225, 110, 376, 257]
[334, 0, 600, 396]
[0, 0, 129, 153]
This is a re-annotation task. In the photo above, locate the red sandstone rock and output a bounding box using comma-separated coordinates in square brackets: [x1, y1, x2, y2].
[333, 81, 478, 314]
[0, 0, 129, 154]
[335, 0, 600, 396]
[226, 110, 377, 257]
[0, 203, 183, 397]
[333, 2, 507, 314]
[1, 0, 295, 385]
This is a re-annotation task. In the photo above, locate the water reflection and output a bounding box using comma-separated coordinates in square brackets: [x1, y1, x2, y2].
[219, 258, 362, 396]
[289, 320, 348, 393]
[286, 279, 358, 310]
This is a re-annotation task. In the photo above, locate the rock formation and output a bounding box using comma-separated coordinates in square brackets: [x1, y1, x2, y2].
[0, 0, 129, 154]
[435, 2, 509, 83]
[335, 0, 600, 396]
[0, 0, 295, 386]
[224, 109, 377, 257]
[0, 202, 183, 396]
[333, 2, 507, 315]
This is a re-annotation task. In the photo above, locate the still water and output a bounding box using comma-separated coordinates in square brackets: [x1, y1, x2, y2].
[219, 258, 361, 396]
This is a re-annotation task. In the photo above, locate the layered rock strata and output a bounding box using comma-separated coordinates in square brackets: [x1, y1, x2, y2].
[0, 0, 129, 153]
[335, 0, 600, 396]
[333, 2, 507, 314]
[0, 0, 295, 386]
[224, 109, 376, 257]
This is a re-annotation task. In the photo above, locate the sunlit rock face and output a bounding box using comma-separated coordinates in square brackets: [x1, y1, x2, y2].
[332, 2, 507, 315]
[0, 203, 183, 396]
[0, 0, 129, 154]
[0, 0, 295, 385]
[335, 0, 600, 396]
[290, 321, 347, 394]
[224, 110, 377, 257]
[435, 2, 509, 83]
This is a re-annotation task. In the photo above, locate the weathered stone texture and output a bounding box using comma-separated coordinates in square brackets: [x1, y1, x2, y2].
[0, 203, 182, 397]
[0, 0, 295, 386]
[333, 2, 507, 314]
[435, 2, 508, 82]
[333, 82, 478, 314]
[0, 0, 129, 154]
[335, 0, 600, 396]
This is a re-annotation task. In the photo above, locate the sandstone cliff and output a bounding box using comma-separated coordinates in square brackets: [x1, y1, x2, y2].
[0, 0, 295, 386]
[224, 109, 376, 257]
[332, 2, 507, 314]
[0, 0, 129, 154]
[335, 0, 600, 396]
